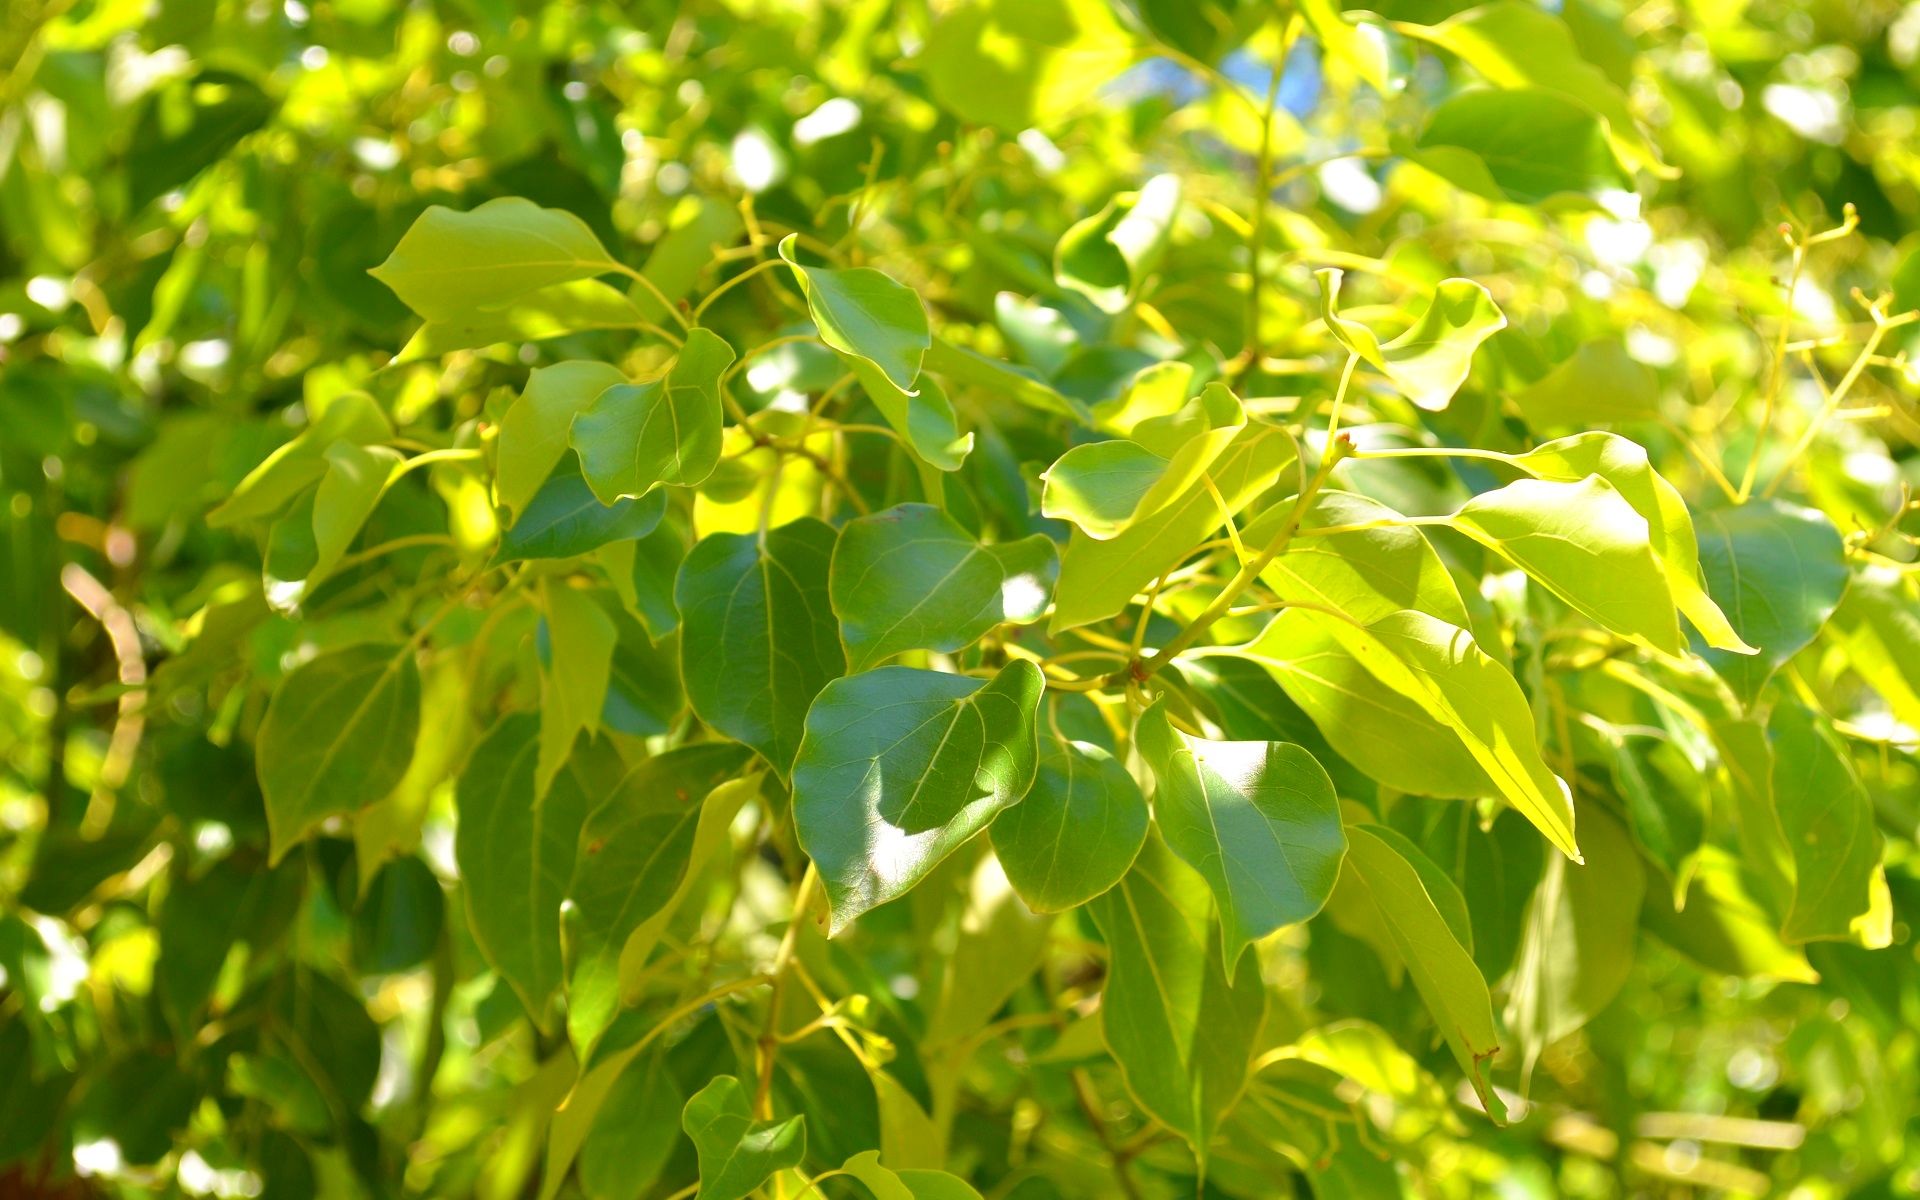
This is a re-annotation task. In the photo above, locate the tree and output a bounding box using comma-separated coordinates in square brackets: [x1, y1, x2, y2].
[3, 0, 1919, 1196]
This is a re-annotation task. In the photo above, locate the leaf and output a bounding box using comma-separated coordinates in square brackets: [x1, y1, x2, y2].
[1602, 727, 1708, 899]
[564, 743, 753, 1058]
[498, 362, 629, 522]
[1712, 717, 1796, 921]
[922, 336, 1089, 423]
[779, 236, 929, 393]
[792, 661, 1044, 933]
[1505, 804, 1644, 1064]
[1252, 489, 1472, 626]
[601, 519, 687, 641]
[304, 441, 401, 589]
[989, 736, 1148, 912]
[830, 502, 1057, 672]
[209, 391, 393, 527]
[369, 197, 624, 321]
[454, 714, 599, 1034]
[1694, 500, 1848, 704]
[258, 643, 420, 864]
[496, 457, 669, 562]
[1042, 381, 1244, 539]
[1400, 1, 1667, 176]
[916, 0, 1134, 133]
[682, 1075, 806, 1200]
[1511, 340, 1660, 428]
[1450, 474, 1682, 654]
[577, 1050, 682, 1200]
[537, 580, 617, 794]
[847, 359, 974, 473]
[925, 853, 1054, 1045]
[1317, 268, 1506, 411]
[572, 327, 737, 502]
[1054, 174, 1182, 314]
[1135, 699, 1346, 966]
[838, 1152, 985, 1200]
[1415, 87, 1624, 202]
[1769, 704, 1884, 943]
[676, 518, 844, 777]
[1341, 823, 1506, 1123]
[1051, 424, 1297, 631]
[1087, 833, 1266, 1162]
[1829, 566, 1920, 731]
[394, 279, 650, 362]
[634, 198, 742, 322]
[1639, 847, 1818, 982]
[1516, 431, 1750, 653]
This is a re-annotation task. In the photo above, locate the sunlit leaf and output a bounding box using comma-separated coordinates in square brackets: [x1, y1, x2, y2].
[682, 1075, 806, 1200]
[1317, 268, 1506, 411]
[572, 327, 736, 502]
[370, 197, 623, 320]
[989, 735, 1148, 912]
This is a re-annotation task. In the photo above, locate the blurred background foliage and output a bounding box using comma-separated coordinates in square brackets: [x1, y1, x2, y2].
[8, 0, 1920, 1197]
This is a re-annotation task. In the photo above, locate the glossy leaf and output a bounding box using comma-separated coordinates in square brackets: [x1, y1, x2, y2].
[989, 736, 1148, 912]
[792, 662, 1044, 933]
[1516, 431, 1750, 652]
[258, 642, 420, 863]
[496, 457, 669, 562]
[1253, 489, 1472, 625]
[1054, 174, 1181, 313]
[1694, 500, 1848, 704]
[683, 1075, 806, 1200]
[1051, 424, 1297, 631]
[1087, 834, 1266, 1162]
[779, 236, 928, 392]
[831, 503, 1056, 672]
[571, 327, 736, 502]
[498, 361, 629, 521]
[1041, 381, 1244, 538]
[1317, 268, 1506, 411]
[370, 197, 623, 320]
[1136, 699, 1345, 966]
[1451, 474, 1683, 654]
[677, 518, 844, 776]
[1342, 822, 1507, 1123]
[1769, 704, 1883, 943]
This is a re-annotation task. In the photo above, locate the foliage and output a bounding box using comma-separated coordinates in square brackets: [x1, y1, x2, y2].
[9, 0, 1920, 1197]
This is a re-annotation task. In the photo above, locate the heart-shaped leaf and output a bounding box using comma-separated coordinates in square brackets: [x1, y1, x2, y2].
[370, 197, 623, 320]
[572, 327, 736, 502]
[497, 361, 630, 521]
[989, 736, 1148, 912]
[1317, 268, 1506, 411]
[1042, 381, 1244, 539]
[682, 1075, 805, 1200]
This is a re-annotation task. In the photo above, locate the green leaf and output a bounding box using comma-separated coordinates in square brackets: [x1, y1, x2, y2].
[1136, 699, 1346, 966]
[634, 199, 742, 322]
[1317, 268, 1506, 411]
[571, 327, 737, 502]
[830, 502, 1057, 672]
[792, 661, 1044, 932]
[1694, 500, 1848, 704]
[989, 736, 1148, 912]
[676, 518, 844, 777]
[209, 391, 393, 527]
[1713, 717, 1796, 921]
[1516, 431, 1751, 653]
[1601, 727, 1707, 900]
[1449, 473, 1682, 655]
[578, 1050, 682, 1200]
[847, 359, 973, 473]
[925, 853, 1055, 1046]
[1051, 423, 1297, 631]
[779, 236, 929, 393]
[497, 457, 669, 563]
[394, 279, 650, 363]
[309, 440, 401, 586]
[1411, 804, 1545, 984]
[1511, 340, 1660, 428]
[258, 642, 420, 864]
[564, 743, 753, 1058]
[1252, 489, 1472, 626]
[454, 714, 599, 1033]
[498, 362, 630, 522]
[1639, 846, 1817, 982]
[1400, 1, 1666, 176]
[1342, 822, 1507, 1123]
[1042, 381, 1244, 539]
[838, 1151, 985, 1200]
[600, 520, 687, 641]
[537, 579, 617, 793]
[1505, 804, 1644, 1065]
[1054, 174, 1182, 314]
[916, 0, 1134, 134]
[1829, 566, 1920, 730]
[682, 1075, 806, 1200]
[1415, 88, 1624, 203]
[923, 336, 1089, 423]
[1232, 609, 1579, 858]
[614, 772, 760, 1002]
[1087, 833, 1265, 1162]
[1769, 704, 1884, 943]
[369, 197, 624, 321]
